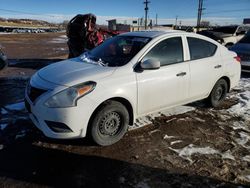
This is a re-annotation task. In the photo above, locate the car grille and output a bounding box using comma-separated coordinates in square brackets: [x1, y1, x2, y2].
[27, 83, 48, 103]
[238, 53, 250, 61]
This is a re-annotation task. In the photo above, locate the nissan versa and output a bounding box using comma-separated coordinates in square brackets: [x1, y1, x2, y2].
[25, 31, 241, 146]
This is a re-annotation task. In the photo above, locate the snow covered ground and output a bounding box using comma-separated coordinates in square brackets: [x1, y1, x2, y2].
[49, 35, 67, 44]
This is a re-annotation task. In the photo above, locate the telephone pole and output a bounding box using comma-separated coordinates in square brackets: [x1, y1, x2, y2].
[175, 16, 178, 29]
[144, 0, 150, 30]
[196, 0, 204, 32]
[156, 13, 158, 26]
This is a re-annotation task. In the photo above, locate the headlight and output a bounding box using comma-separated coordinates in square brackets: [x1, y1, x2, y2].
[44, 81, 96, 108]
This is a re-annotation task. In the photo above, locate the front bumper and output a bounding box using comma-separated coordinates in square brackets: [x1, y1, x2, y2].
[25, 74, 97, 139]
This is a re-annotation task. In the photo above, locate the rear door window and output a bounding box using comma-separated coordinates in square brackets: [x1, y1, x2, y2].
[142, 37, 183, 66]
[187, 37, 217, 60]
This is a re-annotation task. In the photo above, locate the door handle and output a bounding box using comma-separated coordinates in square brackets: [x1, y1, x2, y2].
[176, 72, 186, 77]
[214, 65, 222, 69]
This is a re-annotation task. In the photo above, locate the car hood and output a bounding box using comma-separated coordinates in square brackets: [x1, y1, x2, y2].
[38, 58, 116, 87]
[230, 43, 250, 54]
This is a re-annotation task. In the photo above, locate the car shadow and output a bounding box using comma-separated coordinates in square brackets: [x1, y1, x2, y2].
[0, 118, 95, 147]
[0, 142, 245, 188]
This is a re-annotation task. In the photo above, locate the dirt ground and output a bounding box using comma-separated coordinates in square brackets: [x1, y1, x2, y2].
[0, 32, 68, 59]
[0, 33, 250, 188]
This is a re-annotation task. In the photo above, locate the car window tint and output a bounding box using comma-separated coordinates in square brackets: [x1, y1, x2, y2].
[187, 37, 217, 60]
[143, 37, 183, 66]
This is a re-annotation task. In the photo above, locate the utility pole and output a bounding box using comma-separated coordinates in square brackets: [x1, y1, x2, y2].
[144, 0, 150, 30]
[196, 0, 204, 32]
[156, 13, 158, 26]
[175, 16, 178, 29]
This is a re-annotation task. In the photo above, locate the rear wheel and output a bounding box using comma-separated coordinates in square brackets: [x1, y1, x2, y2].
[90, 101, 129, 146]
[207, 79, 228, 107]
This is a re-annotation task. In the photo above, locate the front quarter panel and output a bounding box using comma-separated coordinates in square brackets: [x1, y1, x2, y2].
[84, 64, 137, 118]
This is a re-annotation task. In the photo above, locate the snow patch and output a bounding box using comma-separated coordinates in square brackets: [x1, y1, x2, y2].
[221, 150, 235, 161]
[170, 140, 183, 145]
[227, 79, 250, 121]
[15, 131, 26, 139]
[0, 124, 8, 130]
[218, 114, 231, 121]
[1, 108, 8, 115]
[192, 117, 206, 122]
[232, 121, 250, 132]
[5, 102, 25, 111]
[163, 134, 176, 140]
[169, 144, 219, 162]
[235, 132, 250, 149]
[149, 129, 160, 135]
[242, 155, 250, 163]
[166, 117, 177, 123]
[161, 106, 195, 116]
[245, 175, 250, 181]
[134, 181, 150, 188]
[131, 105, 195, 129]
[169, 144, 235, 162]
[49, 35, 67, 44]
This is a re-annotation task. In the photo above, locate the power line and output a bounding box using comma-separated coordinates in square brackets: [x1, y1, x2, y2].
[0, 8, 57, 17]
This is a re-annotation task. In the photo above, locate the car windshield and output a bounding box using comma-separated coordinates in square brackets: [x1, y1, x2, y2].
[239, 32, 250, 44]
[82, 36, 151, 67]
[212, 26, 238, 34]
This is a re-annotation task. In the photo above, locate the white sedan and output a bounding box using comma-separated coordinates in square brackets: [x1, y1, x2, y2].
[25, 31, 241, 146]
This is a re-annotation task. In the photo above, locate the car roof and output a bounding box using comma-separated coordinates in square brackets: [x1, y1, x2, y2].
[120, 30, 185, 38]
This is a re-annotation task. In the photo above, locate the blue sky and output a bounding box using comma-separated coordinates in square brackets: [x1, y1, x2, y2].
[0, 0, 249, 25]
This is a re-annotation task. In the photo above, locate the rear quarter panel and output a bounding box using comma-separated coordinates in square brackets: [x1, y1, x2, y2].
[220, 46, 241, 90]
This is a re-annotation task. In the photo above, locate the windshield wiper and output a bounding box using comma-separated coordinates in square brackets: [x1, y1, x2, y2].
[80, 54, 108, 67]
[97, 58, 108, 67]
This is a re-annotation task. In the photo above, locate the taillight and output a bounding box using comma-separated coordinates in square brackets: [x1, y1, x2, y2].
[234, 56, 241, 63]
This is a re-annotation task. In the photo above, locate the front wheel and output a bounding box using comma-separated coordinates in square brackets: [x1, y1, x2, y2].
[207, 79, 228, 107]
[90, 101, 129, 146]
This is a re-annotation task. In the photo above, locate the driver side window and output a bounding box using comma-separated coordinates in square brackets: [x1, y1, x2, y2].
[142, 37, 184, 66]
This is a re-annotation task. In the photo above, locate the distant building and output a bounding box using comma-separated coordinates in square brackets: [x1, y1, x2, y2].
[108, 18, 173, 32]
[108, 18, 144, 32]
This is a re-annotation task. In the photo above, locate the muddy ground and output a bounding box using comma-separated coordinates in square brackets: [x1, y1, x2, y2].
[0, 33, 250, 188]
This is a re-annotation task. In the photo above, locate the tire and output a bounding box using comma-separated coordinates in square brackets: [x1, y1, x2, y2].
[207, 79, 228, 107]
[90, 101, 129, 146]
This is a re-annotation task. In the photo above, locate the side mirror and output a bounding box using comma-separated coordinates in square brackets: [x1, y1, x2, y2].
[141, 59, 160, 70]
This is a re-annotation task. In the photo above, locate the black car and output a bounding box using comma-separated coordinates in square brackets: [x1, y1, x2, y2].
[0, 48, 8, 70]
[230, 31, 250, 73]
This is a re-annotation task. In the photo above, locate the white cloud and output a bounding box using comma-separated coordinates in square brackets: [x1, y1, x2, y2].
[0, 13, 242, 26]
